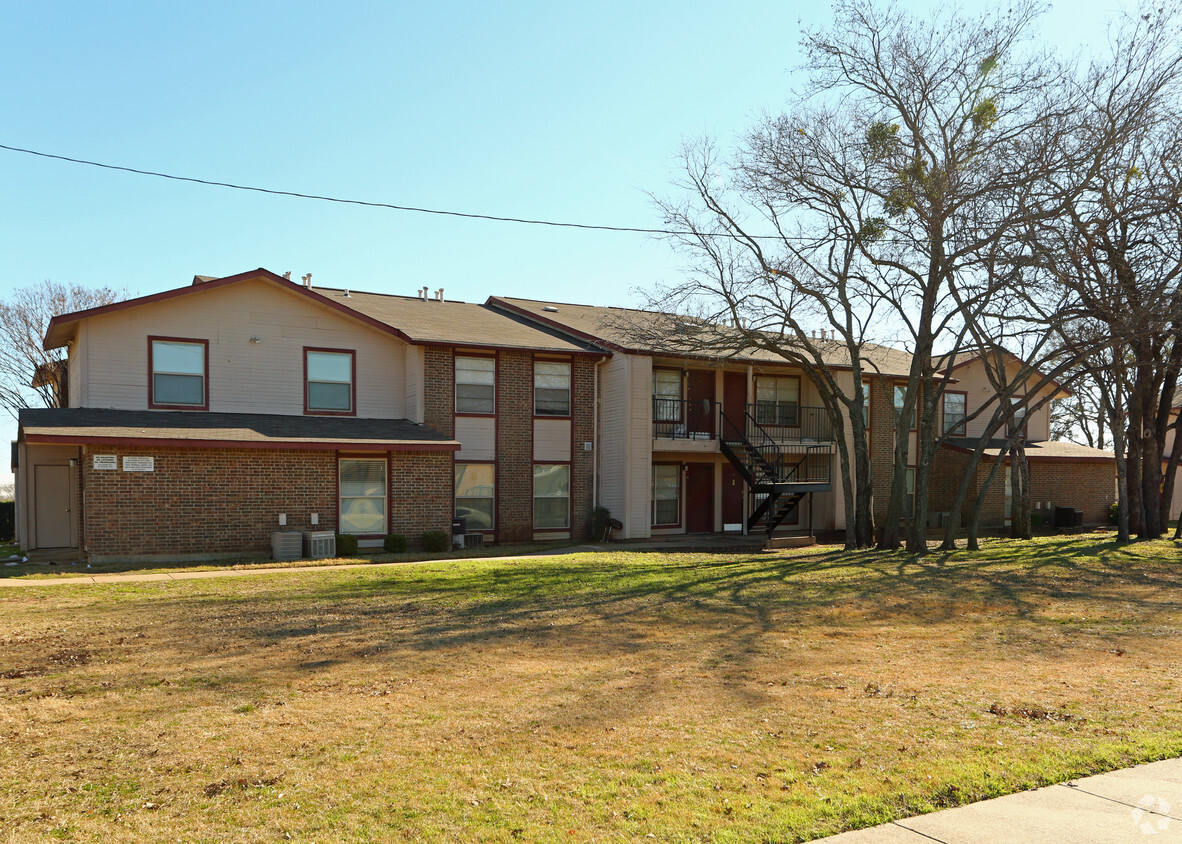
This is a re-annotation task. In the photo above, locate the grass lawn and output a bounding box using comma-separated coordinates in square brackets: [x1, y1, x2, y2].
[2, 535, 1181, 842]
[0, 542, 567, 580]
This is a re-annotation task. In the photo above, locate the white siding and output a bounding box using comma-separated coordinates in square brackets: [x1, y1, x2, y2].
[534, 419, 571, 462]
[455, 416, 496, 461]
[75, 278, 408, 417]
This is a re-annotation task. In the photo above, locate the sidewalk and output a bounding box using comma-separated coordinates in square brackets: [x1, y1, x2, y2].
[814, 756, 1182, 843]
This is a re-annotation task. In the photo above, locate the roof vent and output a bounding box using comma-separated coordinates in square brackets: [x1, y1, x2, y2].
[434, 288, 445, 302]
[302, 273, 313, 287]
[282, 271, 292, 280]
[342, 289, 351, 298]
[543, 305, 559, 312]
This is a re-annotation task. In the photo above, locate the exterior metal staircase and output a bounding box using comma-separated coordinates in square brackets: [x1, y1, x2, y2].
[719, 407, 828, 536]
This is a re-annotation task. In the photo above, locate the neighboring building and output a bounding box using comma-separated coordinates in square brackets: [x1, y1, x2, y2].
[13, 269, 1117, 561]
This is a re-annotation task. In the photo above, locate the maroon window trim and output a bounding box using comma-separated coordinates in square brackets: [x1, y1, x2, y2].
[304, 347, 357, 417]
[893, 383, 916, 431]
[454, 352, 497, 417]
[1006, 395, 1029, 438]
[148, 336, 210, 411]
[943, 390, 968, 436]
[651, 461, 683, 529]
[532, 356, 573, 419]
[455, 459, 496, 534]
[532, 460, 572, 532]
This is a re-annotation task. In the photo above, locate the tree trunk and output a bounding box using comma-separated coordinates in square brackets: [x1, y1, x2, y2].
[967, 450, 1007, 551]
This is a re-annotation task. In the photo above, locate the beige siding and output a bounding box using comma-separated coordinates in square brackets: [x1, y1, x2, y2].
[76, 278, 408, 417]
[67, 323, 84, 408]
[953, 358, 1055, 441]
[404, 344, 424, 424]
[596, 353, 654, 539]
[534, 419, 571, 462]
[596, 354, 629, 531]
[626, 355, 654, 537]
[455, 416, 496, 461]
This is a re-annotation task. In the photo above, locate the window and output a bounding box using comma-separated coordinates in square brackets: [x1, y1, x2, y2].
[651, 464, 681, 526]
[455, 463, 494, 531]
[653, 369, 682, 421]
[150, 337, 207, 409]
[339, 458, 386, 535]
[943, 391, 967, 435]
[533, 464, 570, 529]
[456, 356, 495, 414]
[534, 360, 571, 416]
[1006, 398, 1028, 438]
[893, 384, 916, 430]
[861, 381, 872, 428]
[755, 376, 800, 426]
[306, 349, 354, 414]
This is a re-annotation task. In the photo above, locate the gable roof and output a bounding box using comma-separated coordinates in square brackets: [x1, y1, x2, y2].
[308, 287, 603, 354]
[42, 269, 605, 356]
[487, 296, 916, 376]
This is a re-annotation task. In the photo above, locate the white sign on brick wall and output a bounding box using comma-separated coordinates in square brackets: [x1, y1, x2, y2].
[92, 454, 117, 470]
[122, 456, 155, 472]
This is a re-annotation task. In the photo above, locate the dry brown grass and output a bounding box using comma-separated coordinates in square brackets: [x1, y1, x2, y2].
[2, 535, 1181, 842]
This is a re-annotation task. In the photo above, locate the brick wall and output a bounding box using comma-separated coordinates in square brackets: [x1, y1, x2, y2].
[389, 449, 454, 539]
[496, 350, 534, 542]
[1028, 460, 1115, 525]
[423, 345, 454, 437]
[80, 444, 453, 560]
[570, 356, 596, 540]
[930, 446, 1115, 527]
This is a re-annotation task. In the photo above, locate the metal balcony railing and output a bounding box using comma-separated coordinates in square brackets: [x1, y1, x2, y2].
[652, 397, 715, 439]
[748, 403, 834, 442]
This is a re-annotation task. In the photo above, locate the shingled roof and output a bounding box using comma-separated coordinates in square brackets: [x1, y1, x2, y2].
[943, 437, 1113, 461]
[487, 296, 916, 376]
[19, 408, 458, 452]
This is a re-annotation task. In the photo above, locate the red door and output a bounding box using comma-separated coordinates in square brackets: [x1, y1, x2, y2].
[722, 370, 746, 438]
[721, 464, 743, 530]
[686, 370, 716, 438]
[686, 463, 715, 533]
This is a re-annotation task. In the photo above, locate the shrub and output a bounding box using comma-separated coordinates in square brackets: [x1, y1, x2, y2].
[1030, 512, 1044, 527]
[383, 534, 408, 553]
[421, 531, 450, 552]
[1108, 501, 1119, 524]
[335, 533, 359, 556]
[588, 505, 612, 541]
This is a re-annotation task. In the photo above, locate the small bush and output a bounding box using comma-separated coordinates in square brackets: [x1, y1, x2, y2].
[1030, 512, 1044, 527]
[588, 505, 612, 541]
[383, 534, 408, 553]
[1108, 501, 1120, 524]
[421, 531, 450, 552]
[335, 533, 359, 556]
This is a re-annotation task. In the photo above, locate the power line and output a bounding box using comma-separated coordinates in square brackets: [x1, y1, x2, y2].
[0, 141, 786, 241]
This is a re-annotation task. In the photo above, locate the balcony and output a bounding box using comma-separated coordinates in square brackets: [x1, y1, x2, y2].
[748, 403, 833, 442]
[653, 398, 715, 440]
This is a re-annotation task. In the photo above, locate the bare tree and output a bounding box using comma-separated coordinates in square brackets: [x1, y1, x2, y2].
[0, 280, 129, 418]
[653, 0, 1093, 554]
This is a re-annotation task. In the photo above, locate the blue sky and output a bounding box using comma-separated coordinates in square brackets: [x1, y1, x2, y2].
[0, 1, 1116, 483]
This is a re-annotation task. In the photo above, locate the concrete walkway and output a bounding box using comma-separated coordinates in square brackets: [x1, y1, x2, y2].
[814, 756, 1182, 843]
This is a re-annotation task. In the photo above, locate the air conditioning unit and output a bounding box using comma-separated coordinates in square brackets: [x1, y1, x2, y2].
[271, 531, 302, 561]
[464, 532, 485, 549]
[303, 531, 336, 559]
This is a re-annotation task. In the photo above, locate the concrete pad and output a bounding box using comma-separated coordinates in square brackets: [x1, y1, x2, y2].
[898, 782, 1155, 843]
[1066, 757, 1182, 816]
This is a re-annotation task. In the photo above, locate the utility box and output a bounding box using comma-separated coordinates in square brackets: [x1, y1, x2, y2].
[271, 531, 303, 561]
[303, 531, 336, 559]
